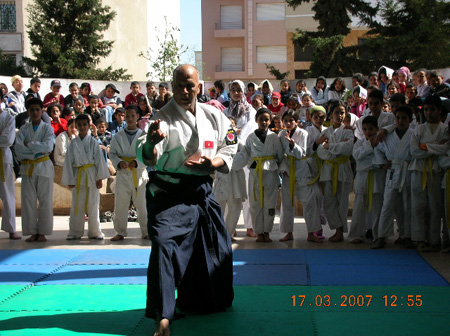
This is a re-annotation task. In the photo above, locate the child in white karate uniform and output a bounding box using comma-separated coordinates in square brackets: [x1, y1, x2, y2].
[109, 106, 148, 241]
[233, 108, 284, 242]
[348, 116, 384, 244]
[372, 105, 414, 249]
[279, 109, 322, 242]
[409, 96, 449, 252]
[16, 98, 54, 242]
[317, 101, 354, 242]
[0, 90, 20, 240]
[213, 116, 245, 239]
[62, 114, 110, 240]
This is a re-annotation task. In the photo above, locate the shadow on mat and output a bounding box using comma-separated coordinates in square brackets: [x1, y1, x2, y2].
[43, 267, 147, 282]
[0, 309, 145, 335]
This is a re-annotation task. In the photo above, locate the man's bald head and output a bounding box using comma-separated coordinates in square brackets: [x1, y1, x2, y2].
[172, 64, 200, 113]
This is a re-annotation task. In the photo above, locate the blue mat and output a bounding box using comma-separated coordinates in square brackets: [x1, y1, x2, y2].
[309, 264, 449, 286]
[0, 249, 84, 265]
[69, 249, 150, 265]
[233, 264, 308, 285]
[38, 264, 148, 285]
[233, 249, 307, 265]
[0, 265, 61, 285]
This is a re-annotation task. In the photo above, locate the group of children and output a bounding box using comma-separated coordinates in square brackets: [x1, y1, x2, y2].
[0, 75, 156, 242]
[213, 68, 449, 251]
[1, 68, 449, 252]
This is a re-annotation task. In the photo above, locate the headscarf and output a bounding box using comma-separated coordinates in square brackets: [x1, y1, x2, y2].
[397, 66, 411, 80]
[228, 80, 252, 119]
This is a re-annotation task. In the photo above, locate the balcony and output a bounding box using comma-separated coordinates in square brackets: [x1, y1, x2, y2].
[214, 21, 245, 38]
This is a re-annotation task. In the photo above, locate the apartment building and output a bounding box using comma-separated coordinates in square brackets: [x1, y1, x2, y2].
[0, 0, 180, 81]
[201, 0, 369, 82]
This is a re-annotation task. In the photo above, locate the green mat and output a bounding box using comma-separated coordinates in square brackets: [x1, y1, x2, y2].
[0, 285, 449, 335]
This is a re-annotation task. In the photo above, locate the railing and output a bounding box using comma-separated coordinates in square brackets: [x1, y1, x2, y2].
[0, 1, 16, 31]
[216, 64, 244, 72]
[215, 21, 243, 30]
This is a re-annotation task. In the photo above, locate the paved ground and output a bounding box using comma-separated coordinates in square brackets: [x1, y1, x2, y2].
[1, 215, 449, 282]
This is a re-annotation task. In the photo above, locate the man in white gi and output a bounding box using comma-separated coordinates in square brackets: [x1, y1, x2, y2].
[137, 65, 237, 336]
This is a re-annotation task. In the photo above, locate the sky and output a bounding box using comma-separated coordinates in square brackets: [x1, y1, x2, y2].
[180, 0, 202, 64]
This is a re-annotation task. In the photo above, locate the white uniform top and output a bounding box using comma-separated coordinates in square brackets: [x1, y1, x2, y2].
[62, 135, 110, 186]
[109, 128, 148, 184]
[374, 128, 413, 190]
[409, 122, 449, 172]
[232, 130, 284, 172]
[16, 121, 54, 178]
[223, 105, 257, 144]
[54, 131, 75, 166]
[317, 124, 354, 183]
[278, 127, 312, 179]
[353, 138, 384, 194]
[137, 99, 237, 175]
[355, 111, 395, 140]
[0, 110, 16, 164]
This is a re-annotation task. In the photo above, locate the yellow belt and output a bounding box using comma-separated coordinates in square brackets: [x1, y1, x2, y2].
[120, 156, 138, 189]
[421, 156, 434, 190]
[0, 148, 4, 182]
[366, 169, 374, 212]
[253, 156, 275, 208]
[446, 170, 450, 228]
[307, 152, 322, 186]
[287, 155, 300, 207]
[75, 163, 95, 215]
[324, 156, 350, 196]
[21, 155, 50, 178]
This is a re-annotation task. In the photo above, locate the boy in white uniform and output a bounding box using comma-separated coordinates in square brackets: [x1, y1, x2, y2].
[372, 105, 414, 249]
[409, 96, 449, 251]
[0, 89, 20, 239]
[317, 101, 354, 242]
[278, 109, 322, 242]
[109, 105, 148, 241]
[62, 114, 110, 240]
[16, 98, 54, 242]
[348, 116, 384, 244]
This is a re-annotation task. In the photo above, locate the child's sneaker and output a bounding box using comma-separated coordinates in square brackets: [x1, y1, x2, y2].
[313, 229, 325, 239]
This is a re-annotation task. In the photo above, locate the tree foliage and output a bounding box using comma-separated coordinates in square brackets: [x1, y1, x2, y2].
[138, 17, 188, 82]
[24, 0, 130, 80]
[286, 0, 378, 77]
[265, 63, 290, 80]
[365, 0, 450, 70]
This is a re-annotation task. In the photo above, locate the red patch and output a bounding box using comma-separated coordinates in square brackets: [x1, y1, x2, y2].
[227, 133, 235, 141]
[204, 141, 214, 148]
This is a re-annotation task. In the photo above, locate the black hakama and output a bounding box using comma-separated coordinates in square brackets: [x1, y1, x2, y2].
[145, 172, 234, 321]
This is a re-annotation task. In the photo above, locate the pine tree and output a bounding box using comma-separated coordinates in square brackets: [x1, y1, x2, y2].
[286, 0, 378, 77]
[24, 0, 130, 80]
[365, 0, 450, 70]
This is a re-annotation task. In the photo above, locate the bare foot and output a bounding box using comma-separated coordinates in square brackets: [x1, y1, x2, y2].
[246, 228, 257, 237]
[307, 233, 324, 243]
[255, 234, 265, 242]
[9, 232, 22, 240]
[37, 234, 47, 242]
[328, 229, 343, 242]
[231, 237, 236, 242]
[154, 318, 170, 336]
[142, 235, 150, 240]
[279, 232, 293, 242]
[111, 234, 125, 241]
[350, 238, 363, 244]
[26, 234, 38, 242]
[263, 232, 272, 243]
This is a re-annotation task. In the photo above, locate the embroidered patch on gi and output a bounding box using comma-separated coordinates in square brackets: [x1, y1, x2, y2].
[204, 140, 214, 148]
[225, 129, 237, 145]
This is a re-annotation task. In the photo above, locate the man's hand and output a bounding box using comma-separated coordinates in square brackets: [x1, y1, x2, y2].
[147, 119, 167, 145]
[185, 156, 224, 172]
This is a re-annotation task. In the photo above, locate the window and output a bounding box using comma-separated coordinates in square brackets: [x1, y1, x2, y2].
[0, 1, 16, 31]
[256, 46, 286, 64]
[219, 5, 243, 29]
[220, 48, 243, 72]
[256, 3, 285, 21]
